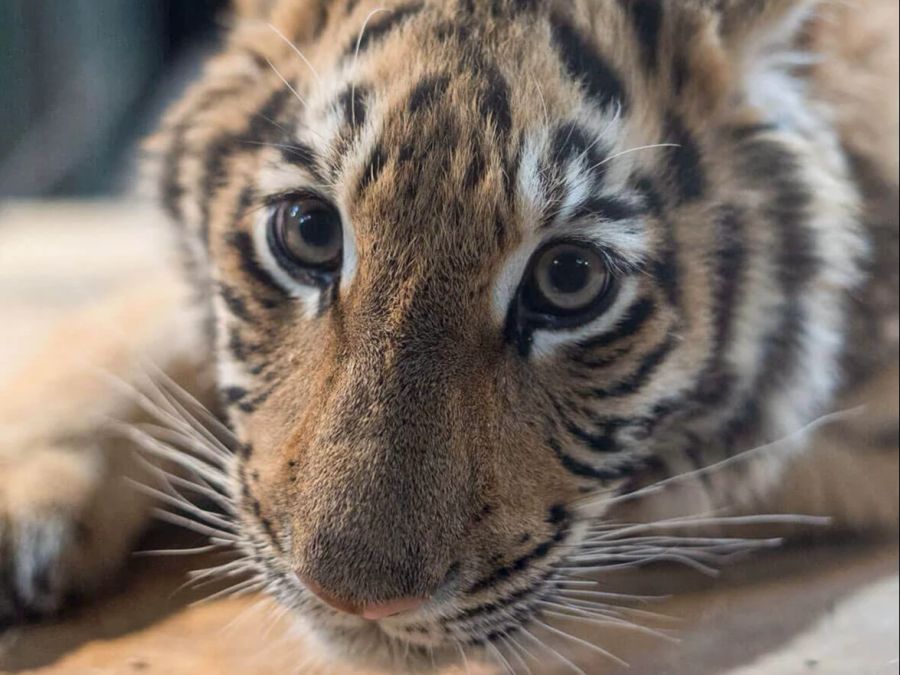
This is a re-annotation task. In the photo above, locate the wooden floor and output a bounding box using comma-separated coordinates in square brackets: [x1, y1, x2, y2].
[1, 202, 898, 674]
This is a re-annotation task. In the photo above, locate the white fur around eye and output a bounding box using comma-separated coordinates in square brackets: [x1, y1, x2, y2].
[252, 207, 322, 319]
[530, 277, 639, 359]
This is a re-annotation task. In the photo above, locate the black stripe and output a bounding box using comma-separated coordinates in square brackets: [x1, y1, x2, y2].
[280, 141, 323, 180]
[466, 507, 570, 594]
[479, 62, 512, 138]
[722, 135, 816, 453]
[225, 230, 284, 295]
[338, 84, 368, 130]
[665, 113, 706, 203]
[565, 420, 621, 453]
[408, 74, 451, 114]
[550, 121, 608, 184]
[548, 436, 629, 482]
[160, 87, 240, 227]
[549, 12, 627, 112]
[730, 122, 779, 142]
[575, 296, 657, 351]
[692, 205, 747, 405]
[588, 333, 678, 398]
[621, 0, 663, 73]
[451, 573, 550, 624]
[358, 142, 388, 193]
[199, 88, 292, 247]
[345, 2, 423, 57]
[227, 326, 262, 362]
[218, 283, 253, 322]
[222, 386, 249, 405]
[653, 223, 681, 308]
[463, 144, 486, 190]
[572, 195, 643, 222]
[233, 384, 276, 414]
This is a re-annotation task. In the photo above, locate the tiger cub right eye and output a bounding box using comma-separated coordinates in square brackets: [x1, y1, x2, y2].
[268, 197, 343, 274]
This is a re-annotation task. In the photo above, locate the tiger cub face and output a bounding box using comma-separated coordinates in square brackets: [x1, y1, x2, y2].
[155, 0, 862, 669]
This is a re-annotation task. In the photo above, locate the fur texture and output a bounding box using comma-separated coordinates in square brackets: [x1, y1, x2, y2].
[1, 1, 897, 672]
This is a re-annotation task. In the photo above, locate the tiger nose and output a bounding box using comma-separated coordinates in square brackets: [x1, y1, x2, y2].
[298, 574, 428, 620]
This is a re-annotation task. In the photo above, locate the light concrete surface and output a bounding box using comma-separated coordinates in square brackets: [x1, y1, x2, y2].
[0, 202, 897, 675]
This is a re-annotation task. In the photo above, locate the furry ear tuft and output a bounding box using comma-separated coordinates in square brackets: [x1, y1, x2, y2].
[713, 0, 820, 64]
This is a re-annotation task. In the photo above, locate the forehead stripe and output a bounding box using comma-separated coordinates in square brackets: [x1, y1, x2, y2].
[478, 62, 512, 139]
[550, 122, 609, 183]
[280, 141, 324, 181]
[664, 113, 706, 204]
[358, 141, 388, 193]
[571, 195, 644, 223]
[549, 12, 627, 113]
[620, 0, 664, 74]
[408, 74, 452, 113]
[338, 84, 369, 131]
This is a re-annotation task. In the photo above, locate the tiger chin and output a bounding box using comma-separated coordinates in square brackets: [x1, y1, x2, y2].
[1, 0, 897, 671]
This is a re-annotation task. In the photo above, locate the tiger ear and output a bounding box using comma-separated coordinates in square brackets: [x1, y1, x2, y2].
[713, 0, 820, 67]
[668, 0, 821, 114]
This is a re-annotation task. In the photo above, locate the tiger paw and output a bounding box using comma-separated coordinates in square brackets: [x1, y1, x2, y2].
[0, 444, 139, 624]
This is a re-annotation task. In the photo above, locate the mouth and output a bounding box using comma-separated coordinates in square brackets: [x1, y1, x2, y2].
[276, 570, 562, 673]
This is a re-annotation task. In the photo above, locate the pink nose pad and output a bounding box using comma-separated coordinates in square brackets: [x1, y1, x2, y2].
[299, 574, 427, 620]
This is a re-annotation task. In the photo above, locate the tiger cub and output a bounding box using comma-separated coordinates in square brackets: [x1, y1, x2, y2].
[1, 0, 897, 672]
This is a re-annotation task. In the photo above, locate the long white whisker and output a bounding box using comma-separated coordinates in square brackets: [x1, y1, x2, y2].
[519, 627, 587, 675]
[129, 480, 238, 533]
[134, 544, 229, 557]
[350, 7, 388, 128]
[534, 617, 629, 668]
[152, 509, 238, 541]
[264, 56, 309, 109]
[586, 406, 864, 509]
[268, 22, 322, 87]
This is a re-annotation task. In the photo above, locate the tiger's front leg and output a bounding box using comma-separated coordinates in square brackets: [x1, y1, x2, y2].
[0, 274, 209, 622]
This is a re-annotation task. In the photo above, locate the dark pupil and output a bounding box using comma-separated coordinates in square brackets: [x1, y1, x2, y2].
[548, 251, 591, 294]
[290, 204, 336, 248]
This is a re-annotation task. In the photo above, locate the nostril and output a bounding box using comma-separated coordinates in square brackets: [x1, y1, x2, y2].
[298, 572, 428, 620]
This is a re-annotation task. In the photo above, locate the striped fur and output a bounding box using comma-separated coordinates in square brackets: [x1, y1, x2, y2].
[150, 0, 896, 669]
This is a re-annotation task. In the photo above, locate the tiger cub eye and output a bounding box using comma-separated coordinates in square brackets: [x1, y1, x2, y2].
[525, 242, 611, 317]
[270, 198, 343, 271]
[534, 244, 608, 311]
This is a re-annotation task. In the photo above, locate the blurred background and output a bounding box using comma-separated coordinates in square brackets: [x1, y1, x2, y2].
[0, 0, 230, 198]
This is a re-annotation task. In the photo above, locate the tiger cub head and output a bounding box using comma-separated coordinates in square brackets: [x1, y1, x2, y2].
[154, 0, 861, 669]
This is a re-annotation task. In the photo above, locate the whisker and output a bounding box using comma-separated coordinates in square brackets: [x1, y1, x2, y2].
[533, 617, 629, 668]
[350, 7, 388, 128]
[267, 22, 322, 87]
[129, 480, 238, 533]
[500, 634, 533, 675]
[581, 406, 864, 509]
[152, 508, 238, 541]
[134, 543, 229, 557]
[588, 142, 681, 173]
[264, 56, 310, 110]
[519, 626, 588, 675]
[192, 577, 265, 606]
[485, 640, 516, 675]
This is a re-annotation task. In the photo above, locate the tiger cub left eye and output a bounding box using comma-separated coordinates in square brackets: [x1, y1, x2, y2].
[267, 197, 343, 277]
[519, 241, 615, 328]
